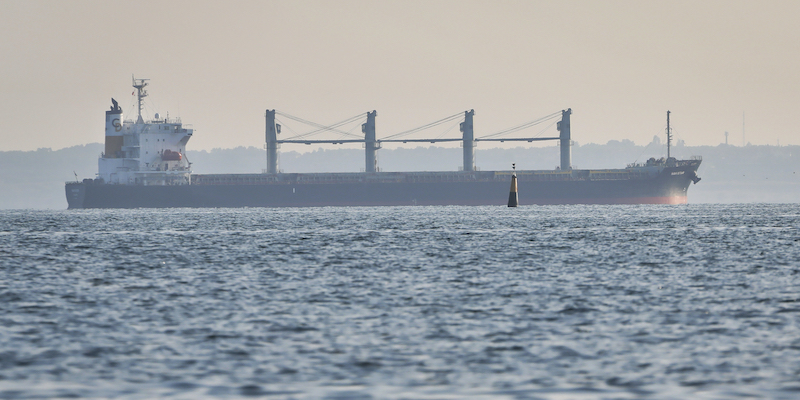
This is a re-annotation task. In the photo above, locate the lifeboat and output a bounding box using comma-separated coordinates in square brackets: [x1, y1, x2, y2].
[161, 149, 182, 161]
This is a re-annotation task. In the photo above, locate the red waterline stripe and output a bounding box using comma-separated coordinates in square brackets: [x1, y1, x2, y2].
[526, 196, 688, 205]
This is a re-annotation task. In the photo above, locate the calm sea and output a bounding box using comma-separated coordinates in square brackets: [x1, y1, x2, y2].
[1, 205, 799, 399]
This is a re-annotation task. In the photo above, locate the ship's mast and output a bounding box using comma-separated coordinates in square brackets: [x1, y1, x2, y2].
[666, 110, 671, 158]
[132, 75, 149, 124]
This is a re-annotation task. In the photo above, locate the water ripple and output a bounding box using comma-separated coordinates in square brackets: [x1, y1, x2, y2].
[0, 204, 799, 399]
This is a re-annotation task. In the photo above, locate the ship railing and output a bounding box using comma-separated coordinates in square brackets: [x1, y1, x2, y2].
[194, 171, 581, 185]
[673, 159, 701, 167]
[511, 172, 573, 182]
[588, 170, 631, 180]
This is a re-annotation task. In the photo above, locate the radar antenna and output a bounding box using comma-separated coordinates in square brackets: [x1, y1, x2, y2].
[132, 75, 149, 124]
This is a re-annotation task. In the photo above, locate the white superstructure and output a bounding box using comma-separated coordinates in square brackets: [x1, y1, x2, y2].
[98, 77, 193, 185]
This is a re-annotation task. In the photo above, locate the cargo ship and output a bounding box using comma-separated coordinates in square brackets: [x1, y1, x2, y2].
[65, 78, 701, 208]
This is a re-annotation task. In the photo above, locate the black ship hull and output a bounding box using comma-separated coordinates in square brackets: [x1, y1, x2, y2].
[66, 161, 701, 209]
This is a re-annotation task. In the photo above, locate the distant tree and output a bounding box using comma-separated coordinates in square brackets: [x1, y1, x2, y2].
[651, 135, 661, 145]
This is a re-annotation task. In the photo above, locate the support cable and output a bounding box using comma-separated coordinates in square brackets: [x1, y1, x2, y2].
[297, 116, 365, 140]
[433, 120, 463, 139]
[339, 117, 367, 140]
[380, 111, 465, 141]
[274, 117, 300, 137]
[277, 111, 367, 140]
[477, 111, 561, 140]
[505, 119, 559, 141]
[281, 113, 365, 139]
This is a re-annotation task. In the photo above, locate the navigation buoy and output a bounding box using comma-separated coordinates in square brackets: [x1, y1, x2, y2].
[508, 163, 518, 207]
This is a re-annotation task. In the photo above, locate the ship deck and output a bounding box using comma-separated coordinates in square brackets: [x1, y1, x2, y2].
[189, 165, 688, 186]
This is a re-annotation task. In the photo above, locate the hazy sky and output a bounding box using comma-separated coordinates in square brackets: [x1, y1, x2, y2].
[2, 0, 798, 153]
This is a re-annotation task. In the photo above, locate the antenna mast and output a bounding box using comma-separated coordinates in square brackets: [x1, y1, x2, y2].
[132, 75, 149, 124]
[666, 110, 671, 158]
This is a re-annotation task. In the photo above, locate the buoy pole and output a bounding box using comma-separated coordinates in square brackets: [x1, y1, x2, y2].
[508, 163, 518, 207]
